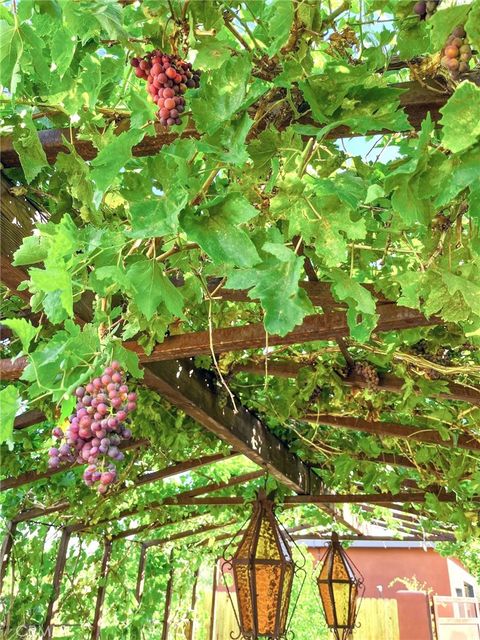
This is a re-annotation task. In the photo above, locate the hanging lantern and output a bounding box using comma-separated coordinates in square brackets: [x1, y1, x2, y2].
[316, 533, 364, 640]
[222, 490, 304, 639]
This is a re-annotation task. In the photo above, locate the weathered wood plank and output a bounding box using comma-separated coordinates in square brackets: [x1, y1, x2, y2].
[305, 414, 480, 452]
[144, 359, 323, 495]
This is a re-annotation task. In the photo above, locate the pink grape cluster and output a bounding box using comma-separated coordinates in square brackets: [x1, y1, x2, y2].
[49, 362, 137, 494]
[130, 51, 200, 126]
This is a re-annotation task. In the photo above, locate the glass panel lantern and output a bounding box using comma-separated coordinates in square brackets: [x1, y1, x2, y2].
[222, 491, 303, 639]
[317, 533, 364, 640]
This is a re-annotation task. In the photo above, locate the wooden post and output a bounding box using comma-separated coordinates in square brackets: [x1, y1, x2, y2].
[43, 527, 72, 639]
[135, 544, 147, 604]
[161, 551, 175, 640]
[208, 562, 218, 640]
[91, 539, 113, 640]
[186, 568, 200, 640]
[0, 521, 17, 595]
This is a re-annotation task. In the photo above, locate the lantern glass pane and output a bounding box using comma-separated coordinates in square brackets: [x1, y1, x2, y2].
[256, 515, 281, 560]
[332, 582, 351, 626]
[319, 583, 335, 625]
[332, 550, 350, 581]
[349, 582, 359, 625]
[280, 562, 294, 630]
[235, 520, 258, 560]
[233, 563, 254, 634]
[255, 563, 282, 635]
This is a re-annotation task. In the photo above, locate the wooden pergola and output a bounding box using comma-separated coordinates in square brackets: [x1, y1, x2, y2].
[1, 59, 479, 639]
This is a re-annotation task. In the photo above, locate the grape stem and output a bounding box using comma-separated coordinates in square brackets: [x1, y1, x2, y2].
[156, 242, 199, 262]
[190, 167, 221, 206]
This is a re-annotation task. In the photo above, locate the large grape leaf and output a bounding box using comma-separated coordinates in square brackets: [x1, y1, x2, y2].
[90, 128, 145, 206]
[180, 194, 260, 268]
[429, 4, 472, 49]
[0, 20, 23, 92]
[440, 82, 480, 154]
[125, 258, 184, 321]
[1, 318, 38, 352]
[0, 386, 21, 444]
[330, 271, 379, 342]
[226, 241, 314, 336]
[190, 53, 252, 135]
[12, 112, 48, 183]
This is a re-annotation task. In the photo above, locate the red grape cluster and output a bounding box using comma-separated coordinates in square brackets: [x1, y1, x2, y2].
[441, 26, 472, 78]
[413, 0, 441, 20]
[49, 362, 137, 494]
[130, 51, 200, 127]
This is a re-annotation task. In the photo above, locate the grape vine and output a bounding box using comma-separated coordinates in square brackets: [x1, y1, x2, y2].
[131, 51, 200, 126]
[49, 362, 137, 493]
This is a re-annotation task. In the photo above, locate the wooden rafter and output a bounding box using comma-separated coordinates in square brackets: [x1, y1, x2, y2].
[0, 81, 462, 169]
[304, 414, 480, 452]
[143, 360, 322, 495]
[232, 360, 480, 406]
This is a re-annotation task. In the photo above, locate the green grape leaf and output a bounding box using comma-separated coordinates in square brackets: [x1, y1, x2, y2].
[429, 4, 472, 49]
[190, 53, 251, 134]
[227, 241, 314, 336]
[0, 20, 23, 92]
[90, 128, 145, 206]
[0, 386, 21, 444]
[13, 235, 49, 266]
[440, 82, 480, 154]
[12, 112, 48, 183]
[180, 194, 260, 268]
[331, 271, 379, 342]
[125, 258, 184, 321]
[465, 2, 480, 50]
[51, 26, 76, 77]
[1, 318, 38, 352]
[29, 265, 73, 319]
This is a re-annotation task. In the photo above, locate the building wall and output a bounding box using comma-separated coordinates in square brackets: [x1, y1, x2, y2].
[308, 546, 464, 598]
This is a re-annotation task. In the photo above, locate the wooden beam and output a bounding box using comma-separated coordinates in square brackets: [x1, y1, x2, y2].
[161, 550, 175, 640]
[111, 512, 207, 542]
[135, 544, 147, 604]
[143, 360, 322, 495]
[0, 521, 17, 595]
[66, 470, 263, 531]
[187, 569, 200, 640]
[13, 409, 46, 430]
[3, 438, 148, 493]
[0, 81, 465, 169]
[151, 491, 460, 506]
[144, 519, 236, 548]
[43, 527, 72, 640]
[232, 361, 480, 406]
[91, 539, 113, 640]
[208, 562, 218, 640]
[134, 544, 148, 605]
[0, 302, 436, 382]
[304, 414, 480, 452]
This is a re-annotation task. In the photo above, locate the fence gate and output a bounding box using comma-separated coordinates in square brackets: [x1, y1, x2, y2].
[433, 596, 480, 640]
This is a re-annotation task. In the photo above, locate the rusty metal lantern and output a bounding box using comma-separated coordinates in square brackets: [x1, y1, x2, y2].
[222, 490, 304, 639]
[316, 533, 364, 640]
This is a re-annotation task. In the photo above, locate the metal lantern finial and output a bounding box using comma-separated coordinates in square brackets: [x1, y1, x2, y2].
[222, 490, 304, 639]
[317, 533, 364, 640]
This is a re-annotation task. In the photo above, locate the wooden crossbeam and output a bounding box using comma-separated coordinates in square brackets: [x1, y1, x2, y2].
[304, 414, 480, 452]
[143, 360, 323, 495]
[143, 519, 237, 548]
[0, 302, 437, 382]
[13, 409, 46, 430]
[1, 438, 149, 492]
[0, 81, 459, 168]
[147, 491, 459, 506]
[232, 360, 480, 406]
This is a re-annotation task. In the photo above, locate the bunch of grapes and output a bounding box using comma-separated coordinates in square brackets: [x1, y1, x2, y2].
[413, 0, 441, 20]
[353, 361, 379, 390]
[49, 361, 137, 494]
[130, 51, 200, 127]
[441, 26, 473, 79]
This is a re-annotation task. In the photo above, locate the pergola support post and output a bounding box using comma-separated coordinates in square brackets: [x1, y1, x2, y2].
[43, 527, 72, 639]
[91, 539, 113, 640]
[161, 551, 175, 640]
[0, 521, 17, 595]
[187, 568, 199, 640]
[208, 562, 218, 640]
[135, 544, 148, 604]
